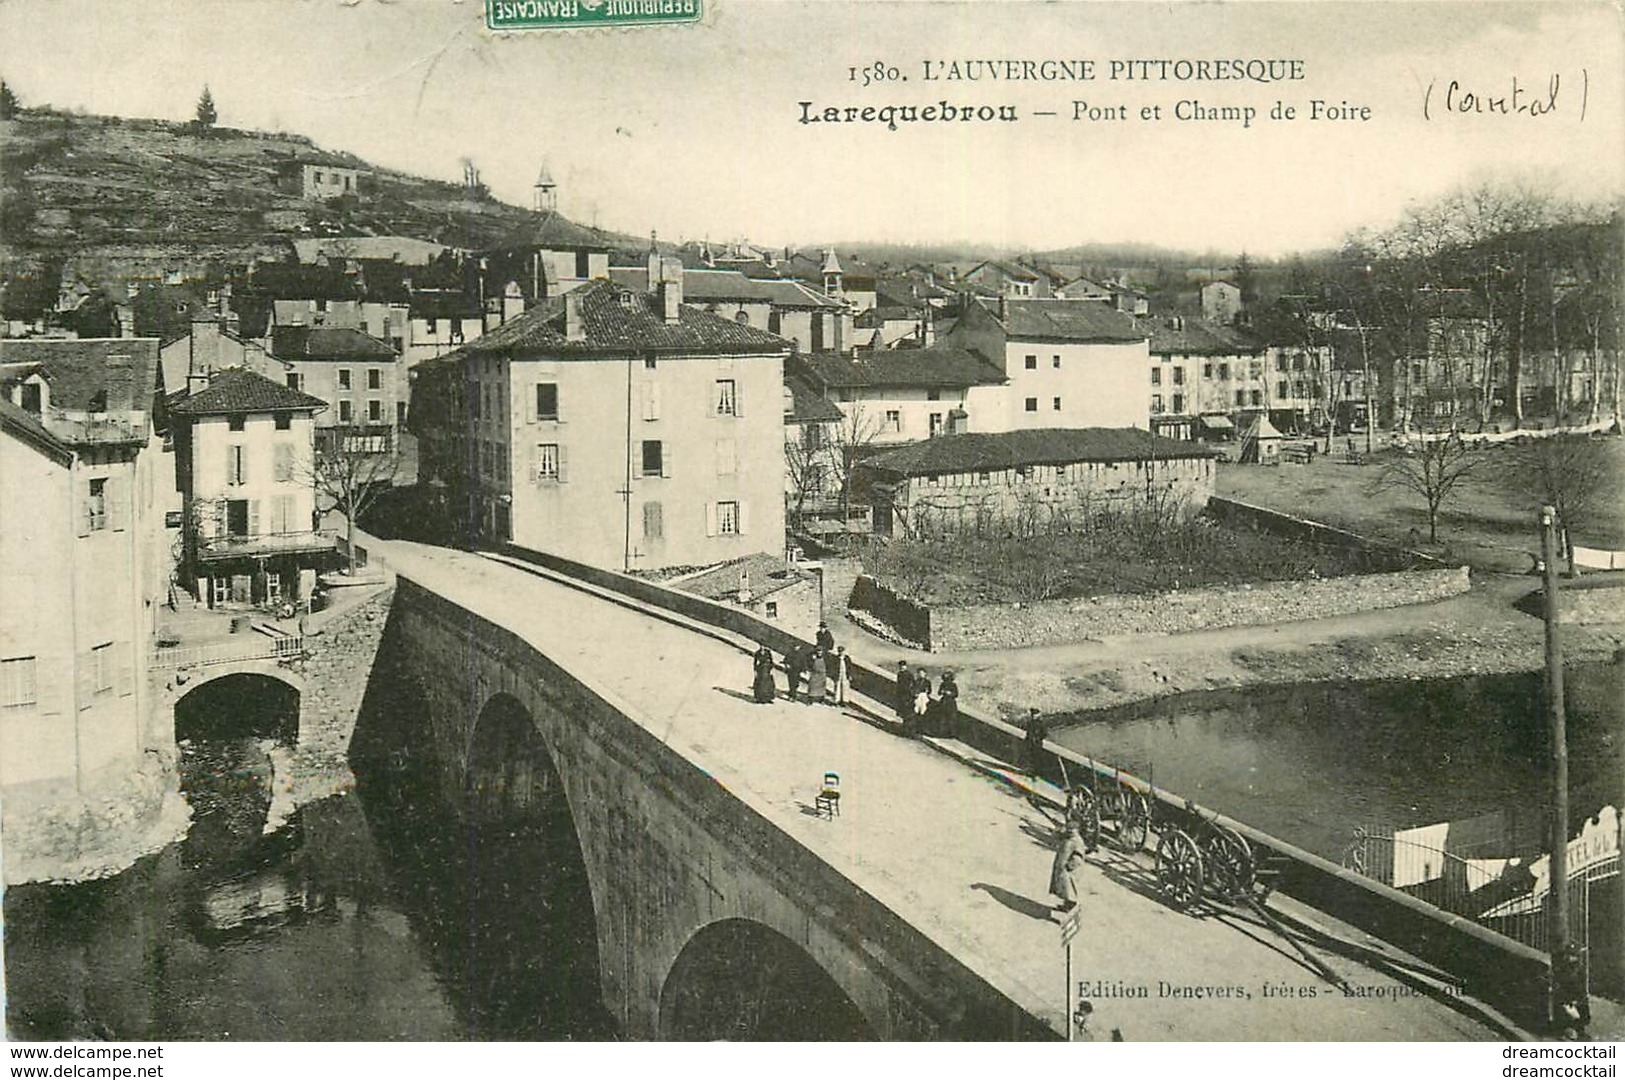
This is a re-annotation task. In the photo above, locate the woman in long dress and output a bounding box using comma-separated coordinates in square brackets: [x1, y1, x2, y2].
[751, 646, 777, 703]
[1049, 824, 1086, 913]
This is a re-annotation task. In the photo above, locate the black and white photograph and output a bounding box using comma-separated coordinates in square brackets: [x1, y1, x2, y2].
[0, 0, 1622, 1064]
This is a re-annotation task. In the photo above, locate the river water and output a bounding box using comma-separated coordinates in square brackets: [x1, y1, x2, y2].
[5, 665, 1619, 1039]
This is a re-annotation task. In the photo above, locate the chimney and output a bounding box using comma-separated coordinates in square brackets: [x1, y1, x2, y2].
[654, 255, 683, 324]
[998, 295, 1009, 324]
[565, 290, 585, 342]
[660, 280, 681, 324]
[187, 370, 211, 396]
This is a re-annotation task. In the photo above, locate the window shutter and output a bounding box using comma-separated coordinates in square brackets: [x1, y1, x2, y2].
[661, 444, 672, 479]
[554, 384, 563, 423]
[275, 443, 294, 482]
[75, 491, 91, 537]
[248, 499, 261, 537]
[77, 654, 95, 710]
[115, 646, 134, 698]
[632, 442, 644, 479]
[739, 501, 750, 535]
[556, 444, 569, 482]
[109, 474, 129, 531]
[705, 502, 717, 537]
[734, 380, 746, 417]
[225, 449, 236, 489]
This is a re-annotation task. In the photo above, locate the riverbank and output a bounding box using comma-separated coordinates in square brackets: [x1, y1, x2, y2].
[822, 559, 1625, 722]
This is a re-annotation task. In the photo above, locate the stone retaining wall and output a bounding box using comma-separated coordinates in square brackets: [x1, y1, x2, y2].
[929, 565, 1472, 651]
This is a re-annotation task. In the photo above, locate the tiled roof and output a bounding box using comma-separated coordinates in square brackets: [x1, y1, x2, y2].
[792, 347, 1005, 390]
[0, 338, 161, 412]
[860, 427, 1216, 477]
[168, 367, 330, 416]
[271, 326, 399, 362]
[241, 262, 360, 302]
[968, 259, 1041, 283]
[463, 279, 792, 359]
[0, 396, 73, 464]
[991, 299, 1148, 344]
[674, 553, 811, 604]
[1148, 316, 1261, 356]
[293, 236, 447, 265]
[497, 212, 619, 252]
[854, 306, 919, 329]
[785, 375, 844, 423]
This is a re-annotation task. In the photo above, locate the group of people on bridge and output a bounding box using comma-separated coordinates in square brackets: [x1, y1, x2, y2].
[751, 622, 851, 707]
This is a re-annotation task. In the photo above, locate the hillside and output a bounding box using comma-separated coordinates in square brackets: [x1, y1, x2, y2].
[0, 108, 631, 276]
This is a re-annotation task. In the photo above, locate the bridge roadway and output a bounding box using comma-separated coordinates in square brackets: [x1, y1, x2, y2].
[377, 540, 1497, 1041]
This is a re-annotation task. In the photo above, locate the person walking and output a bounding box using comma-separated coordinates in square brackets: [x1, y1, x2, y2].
[806, 646, 827, 703]
[831, 645, 850, 706]
[751, 645, 777, 704]
[815, 620, 835, 656]
[1049, 822, 1087, 915]
[934, 671, 959, 737]
[1024, 707, 1049, 776]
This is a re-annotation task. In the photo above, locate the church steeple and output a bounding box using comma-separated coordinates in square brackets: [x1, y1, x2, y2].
[532, 163, 557, 214]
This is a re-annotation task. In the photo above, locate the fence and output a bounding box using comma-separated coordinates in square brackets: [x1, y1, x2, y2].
[152, 633, 304, 670]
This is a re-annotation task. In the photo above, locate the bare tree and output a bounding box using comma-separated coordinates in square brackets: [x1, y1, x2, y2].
[305, 429, 400, 574]
[1499, 435, 1615, 572]
[784, 423, 834, 531]
[831, 399, 887, 531]
[1373, 432, 1482, 544]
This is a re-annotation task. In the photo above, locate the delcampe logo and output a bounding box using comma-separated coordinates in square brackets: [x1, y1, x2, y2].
[487, 0, 701, 30]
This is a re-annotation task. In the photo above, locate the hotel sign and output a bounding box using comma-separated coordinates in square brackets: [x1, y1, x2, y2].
[487, 0, 701, 30]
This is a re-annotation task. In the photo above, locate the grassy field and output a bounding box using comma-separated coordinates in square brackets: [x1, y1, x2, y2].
[1216, 435, 1625, 573]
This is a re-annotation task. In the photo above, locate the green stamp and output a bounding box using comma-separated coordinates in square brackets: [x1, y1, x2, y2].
[486, 0, 701, 30]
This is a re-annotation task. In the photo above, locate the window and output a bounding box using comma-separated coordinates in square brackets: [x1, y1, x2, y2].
[367, 399, 382, 423]
[338, 400, 353, 423]
[91, 643, 113, 694]
[536, 443, 562, 481]
[1278, 381, 1290, 399]
[715, 379, 738, 416]
[642, 440, 664, 476]
[425, 317, 439, 336]
[2, 656, 38, 707]
[1172, 394, 1184, 413]
[928, 412, 943, 437]
[1218, 363, 1230, 380]
[20, 382, 40, 413]
[1151, 393, 1164, 414]
[885, 410, 901, 433]
[367, 369, 381, 391]
[212, 576, 229, 606]
[1234, 389, 1246, 407]
[338, 369, 352, 391]
[644, 356, 658, 370]
[1052, 355, 1061, 369]
[716, 500, 740, 535]
[735, 311, 751, 326]
[926, 388, 941, 401]
[228, 445, 247, 486]
[575, 251, 591, 278]
[643, 501, 663, 541]
[1277, 355, 1289, 372]
[274, 411, 292, 430]
[535, 382, 559, 420]
[1172, 367, 1184, 386]
[1025, 397, 1038, 412]
[226, 499, 250, 537]
[1203, 363, 1213, 378]
[265, 572, 282, 604]
[765, 602, 778, 619]
[1052, 397, 1062, 411]
[1024, 355, 1037, 370]
[1151, 368, 1162, 386]
[286, 372, 302, 392]
[274, 443, 294, 482]
[228, 415, 245, 432]
[1250, 390, 1263, 407]
[271, 494, 295, 534]
[87, 478, 108, 530]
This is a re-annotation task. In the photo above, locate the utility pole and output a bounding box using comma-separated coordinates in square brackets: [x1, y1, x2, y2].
[1540, 504, 1570, 1027]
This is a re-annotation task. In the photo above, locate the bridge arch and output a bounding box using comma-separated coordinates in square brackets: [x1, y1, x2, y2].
[173, 669, 301, 744]
[658, 918, 874, 1041]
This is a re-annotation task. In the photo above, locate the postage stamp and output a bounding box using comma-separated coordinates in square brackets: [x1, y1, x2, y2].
[486, 0, 701, 31]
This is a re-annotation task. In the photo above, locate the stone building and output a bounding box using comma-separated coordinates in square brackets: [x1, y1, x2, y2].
[855, 427, 1217, 539]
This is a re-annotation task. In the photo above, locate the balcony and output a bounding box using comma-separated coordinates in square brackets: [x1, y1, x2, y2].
[197, 529, 337, 562]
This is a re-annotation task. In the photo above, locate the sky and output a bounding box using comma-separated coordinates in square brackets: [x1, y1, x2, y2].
[0, 0, 1620, 258]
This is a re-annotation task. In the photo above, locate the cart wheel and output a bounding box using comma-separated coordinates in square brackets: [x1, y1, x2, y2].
[1116, 790, 1150, 852]
[1155, 829, 1204, 910]
[1205, 826, 1255, 901]
[1073, 795, 1102, 851]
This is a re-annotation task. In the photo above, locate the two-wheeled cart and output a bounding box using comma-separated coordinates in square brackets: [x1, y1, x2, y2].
[1059, 761, 1151, 854]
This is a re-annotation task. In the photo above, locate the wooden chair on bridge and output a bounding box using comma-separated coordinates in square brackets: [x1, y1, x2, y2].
[815, 772, 841, 819]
